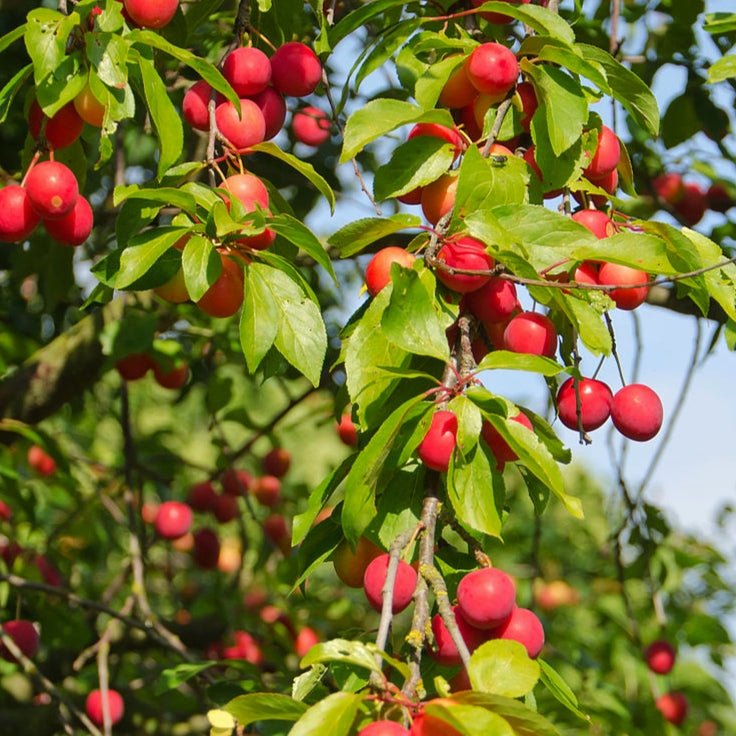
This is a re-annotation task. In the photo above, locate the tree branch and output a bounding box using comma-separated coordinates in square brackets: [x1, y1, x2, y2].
[0, 300, 124, 435]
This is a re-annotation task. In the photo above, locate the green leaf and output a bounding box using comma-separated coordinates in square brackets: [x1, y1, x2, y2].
[180, 180, 223, 210]
[300, 639, 382, 675]
[374, 136, 456, 202]
[423, 703, 515, 736]
[183, 0, 228, 35]
[636, 220, 704, 272]
[449, 445, 504, 538]
[522, 61, 587, 156]
[113, 184, 197, 213]
[476, 351, 564, 376]
[661, 93, 700, 148]
[156, 662, 217, 695]
[535, 43, 610, 94]
[292, 457, 354, 546]
[708, 54, 736, 84]
[578, 44, 660, 136]
[210, 199, 247, 239]
[356, 19, 421, 95]
[0, 24, 26, 56]
[25, 8, 79, 87]
[114, 228, 189, 289]
[462, 209, 516, 253]
[341, 100, 455, 162]
[343, 289, 411, 427]
[288, 691, 361, 736]
[268, 214, 337, 283]
[249, 142, 335, 213]
[86, 31, 128, 88]
[538, 660, 591, 722]
[182, 235, 219, 302]
[294, 518, 343, 592]
[468, 640, 540, 698]
[704, 12, 736, 34]
[473, 2, 575, 44]
[448, 394, 482, 458]
[683, 612, 732, 646]
[373, 466, 425, 549]
[258, 249, 320, 305]
[571, 230, 684, 275]
[240, 262, 279, 374]
[224, 693, 308, 727]
[325, 0, 410, 49]
[292, 664, 327, 702]
[0, 63, 32, 124]
[454, 693, 563, 736]
[414, 51, 466, 110]
[262, 267, 327, 387]
[328, 214, 422, 257]
[559, 293, 612, 356]
[521, 468, 551, 515]
[136, 53, 184, 177]
[681, 229, 736, 321]
[726, 318, 736, 351]
[126, 29, 238, 106]
[342, 395, 428, 545]
[481, 410, 582, 518]
[382, 267, 450, 362]
[473, 205, 596, 272]
[453, 145, 530, 222]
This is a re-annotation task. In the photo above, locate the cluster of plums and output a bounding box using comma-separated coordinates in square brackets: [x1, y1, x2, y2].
[556, 377, 663, 442]
[115, 350, 190, 389]
[414, 377, 663, 477]
[0, 160, 92, 247]
[204, 595, 320, 668]
[153, 172, 279, 319]
[0, 1, 181, 249]
[363, 227, 664, 453]
[432, 566, 544, 664]
[343, 561, 544, 736]
[144, 446, 291, 569]
[653, 172, 733, 226]
[332, 538, 543, 659]
[182, 41, 330, 149]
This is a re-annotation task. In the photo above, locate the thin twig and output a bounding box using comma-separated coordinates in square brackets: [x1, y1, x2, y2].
[0, 575, 148, 634]
[402, 483, 443, 698]
[636, 319, 702, 498]
[0, 628, 103, 736]
[96, 641, 113, 736]
[73, 596, 135, 671]
[604, 312, 627, 387]
[424, 255, 736, 294]
[322, 69, 382, 216]
[480, 97, 514, 157]
[422, 564, 472, 668]
[375, 528, 419, 660]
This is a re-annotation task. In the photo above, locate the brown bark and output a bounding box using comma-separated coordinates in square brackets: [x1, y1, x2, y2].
[0, 299, 124, 432]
